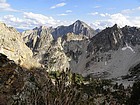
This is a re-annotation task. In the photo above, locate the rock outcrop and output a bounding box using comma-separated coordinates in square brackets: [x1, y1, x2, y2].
[40, 37, 70, 71]
[88, 24, 124, 52]
[22, 26, 69, 71]
[121, 25, 140, 46]
[0, 22, 40, 68]
[22, 26, 54, 52]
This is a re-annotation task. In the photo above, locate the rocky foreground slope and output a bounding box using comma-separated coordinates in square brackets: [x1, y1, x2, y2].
[0, 53, 135, 105]
[0, 53, 54, 105]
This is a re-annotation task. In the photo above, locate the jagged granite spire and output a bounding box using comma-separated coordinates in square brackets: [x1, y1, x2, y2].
[88, 24, 124, 52]
[22, 26, 54, 52]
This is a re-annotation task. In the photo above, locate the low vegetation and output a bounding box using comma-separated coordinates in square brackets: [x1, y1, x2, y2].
[47, 70, 132, 105]
[0, 63, 139, 104]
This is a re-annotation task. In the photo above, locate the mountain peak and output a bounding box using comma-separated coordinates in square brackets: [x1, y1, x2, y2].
[51, 20, 97, 39]
[74, 20, 83, 24]
[33, 26, 48, 30]
[112, 24, 120, 30]
[39, 26, 48, 29]
[73, 20, 90, 28]
[88, 24, 123, 53]
[0, 22, 17, 32]
[0, 22, 6, 27]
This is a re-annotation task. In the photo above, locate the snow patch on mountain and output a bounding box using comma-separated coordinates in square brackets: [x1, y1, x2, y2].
[122, 43, 135, 53]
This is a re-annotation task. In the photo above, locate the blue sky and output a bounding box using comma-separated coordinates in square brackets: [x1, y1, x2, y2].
[0, 0, 140, 29]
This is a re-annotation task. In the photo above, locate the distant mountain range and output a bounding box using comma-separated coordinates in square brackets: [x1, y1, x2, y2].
[1, 20, 140, 84]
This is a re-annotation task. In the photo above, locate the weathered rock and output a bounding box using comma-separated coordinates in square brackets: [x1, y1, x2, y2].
[77, 24, 140, 79]
[60, 24, 140, 81]
[0, 22, 40, 68]
[62, 32, 88, 42]
[22, 26, 54, 52]
[40, 37, 70, 71]
[121, 25, 140, 46]
[62, 34, 89, 74]
[87, 24, 124, 53]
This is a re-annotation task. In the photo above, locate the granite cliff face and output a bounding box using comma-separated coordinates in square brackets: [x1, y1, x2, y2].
[121, 25, 140, 46]
[22, 26, 54, 52]
[40, 37, 70, 71]
[22, 27, 70, 71]
[0, 22, 40, 68]
[22, 26, 55, 68]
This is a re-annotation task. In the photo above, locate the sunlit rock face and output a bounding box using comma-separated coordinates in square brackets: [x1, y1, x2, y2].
[0, 22, 40, 69]
[22, 26, 54, 52]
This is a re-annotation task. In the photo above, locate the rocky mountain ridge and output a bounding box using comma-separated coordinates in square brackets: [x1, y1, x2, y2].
[1, 20, 140, 82]
[22, 20, 95, 43]
[22, 22, 140, 82]
[85, 24, 140, 79]
[21, 20, 96, 71]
